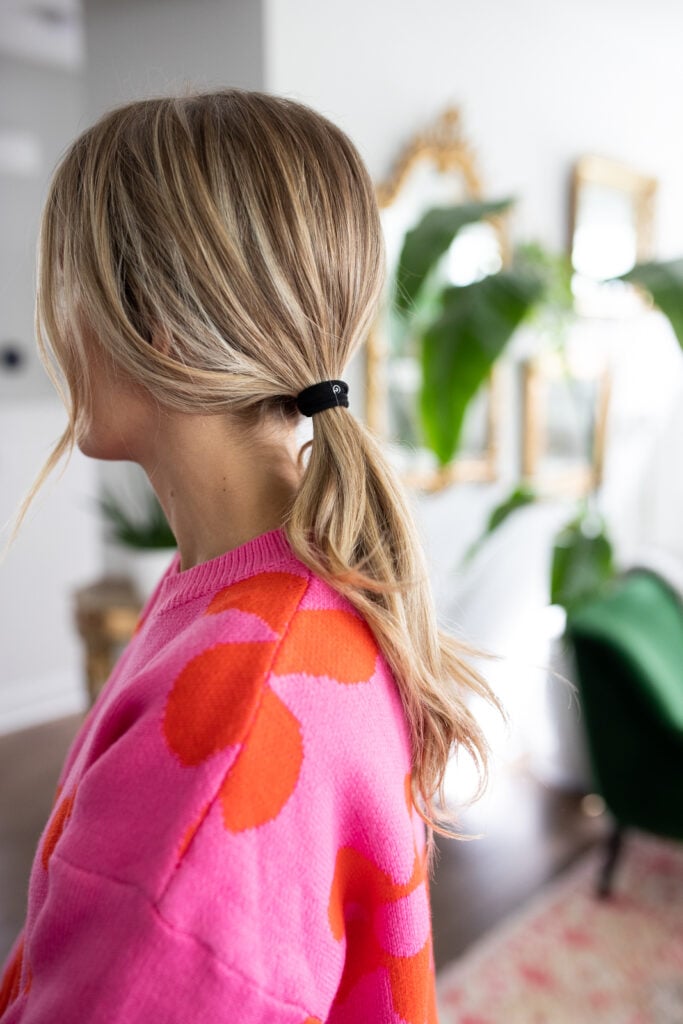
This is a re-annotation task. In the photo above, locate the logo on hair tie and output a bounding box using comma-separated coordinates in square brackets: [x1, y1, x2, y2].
[295, 379, 350, 417]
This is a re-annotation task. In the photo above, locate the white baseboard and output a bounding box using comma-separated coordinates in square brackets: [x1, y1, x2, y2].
[0, 667, 88, 736]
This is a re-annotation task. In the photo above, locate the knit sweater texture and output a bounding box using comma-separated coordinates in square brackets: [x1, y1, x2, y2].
[0, 525, 438, 1023]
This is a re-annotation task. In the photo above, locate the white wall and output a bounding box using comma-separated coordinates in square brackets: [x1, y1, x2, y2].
[0, 51, 102, 734]
[0, 399, 100, 733]
[85, 0, 264, 120]
[265, 0, 683, 256]
[0, 54, 83, 400]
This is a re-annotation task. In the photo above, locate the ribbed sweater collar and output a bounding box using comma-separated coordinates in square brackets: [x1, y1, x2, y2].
[154, 525, 301, 614]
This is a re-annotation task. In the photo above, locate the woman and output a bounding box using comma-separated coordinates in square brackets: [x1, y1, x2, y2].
[0, 89, 503, 1023]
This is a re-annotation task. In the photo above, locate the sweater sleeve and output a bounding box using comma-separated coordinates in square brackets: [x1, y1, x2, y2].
[2, 853, 313, 1024]
[3, 669, 323, 1024]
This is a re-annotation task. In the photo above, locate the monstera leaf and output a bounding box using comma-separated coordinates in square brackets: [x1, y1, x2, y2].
[618, 257, 683, 348]
[394, 198, 515, 319]
[418, 269, 545, 465]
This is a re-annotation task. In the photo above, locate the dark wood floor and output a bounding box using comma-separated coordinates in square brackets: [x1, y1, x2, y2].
[0, 713, 607, 972]
[429, 758, 606, 969]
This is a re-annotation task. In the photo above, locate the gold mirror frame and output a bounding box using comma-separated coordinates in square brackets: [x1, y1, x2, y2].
[521, 352, 612, 498]
[535, 152, 658, 496]
[568, 154, 658, 274]
[365, 107, 511, 493]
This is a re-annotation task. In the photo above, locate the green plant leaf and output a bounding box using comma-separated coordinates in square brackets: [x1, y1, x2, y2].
[551, 513, 615, 616]
[617, 257, 683, 348]
[487, 484, 539, 532]
[418, 269, 544, 465]
[394, 198, 515, 318]
[512, 241, 575, 316]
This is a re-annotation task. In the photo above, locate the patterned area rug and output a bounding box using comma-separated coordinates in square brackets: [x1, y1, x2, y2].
[435, 830, 683, 1024]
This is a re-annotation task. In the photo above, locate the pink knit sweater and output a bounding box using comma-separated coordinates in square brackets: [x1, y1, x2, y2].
[0, 526, 438, 1023]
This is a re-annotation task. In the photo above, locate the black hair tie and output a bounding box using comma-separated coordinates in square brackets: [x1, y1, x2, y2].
[295, 380, 349, 417]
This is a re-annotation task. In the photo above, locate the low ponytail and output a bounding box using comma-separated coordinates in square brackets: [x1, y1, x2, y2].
[284, 401, 506, 877]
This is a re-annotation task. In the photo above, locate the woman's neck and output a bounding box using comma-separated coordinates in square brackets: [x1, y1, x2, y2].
[138, 409, 304, 573]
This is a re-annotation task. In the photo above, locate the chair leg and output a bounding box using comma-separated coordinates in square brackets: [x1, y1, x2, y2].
[596, 823, 625, 899]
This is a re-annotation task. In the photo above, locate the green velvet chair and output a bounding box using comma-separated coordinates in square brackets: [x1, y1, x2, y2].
[565, 567, 683, 897]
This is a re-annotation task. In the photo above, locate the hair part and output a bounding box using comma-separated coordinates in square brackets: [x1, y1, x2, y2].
[3, 88, 507, 877]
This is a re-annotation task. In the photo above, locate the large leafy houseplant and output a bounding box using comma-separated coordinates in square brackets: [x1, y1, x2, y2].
[390, 196, 603, 618]
[459, 254, 683, 622]
[390, 198, 573, 466]
[421, 245, 683, 782]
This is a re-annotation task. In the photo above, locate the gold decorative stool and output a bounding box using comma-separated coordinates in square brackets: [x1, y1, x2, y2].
[73, 577, 143, 707]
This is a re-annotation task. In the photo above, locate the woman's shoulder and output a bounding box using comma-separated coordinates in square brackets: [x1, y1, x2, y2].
[267, 570, 413, 780]
[271, 571, 382, 685]
[179, 560, 384, 689]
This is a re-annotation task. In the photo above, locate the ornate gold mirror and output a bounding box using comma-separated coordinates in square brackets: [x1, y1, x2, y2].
[366, 107, 511, 492]
[568, 154, 658, 317]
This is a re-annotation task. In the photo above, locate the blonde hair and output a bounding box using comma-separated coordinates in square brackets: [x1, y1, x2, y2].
[4, 89, 505, 877]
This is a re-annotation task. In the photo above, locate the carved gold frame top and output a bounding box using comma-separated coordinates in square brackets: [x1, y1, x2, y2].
[376, 107, 481, 206]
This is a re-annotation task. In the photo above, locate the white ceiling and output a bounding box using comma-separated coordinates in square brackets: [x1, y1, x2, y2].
[0, 0, 84, 70]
